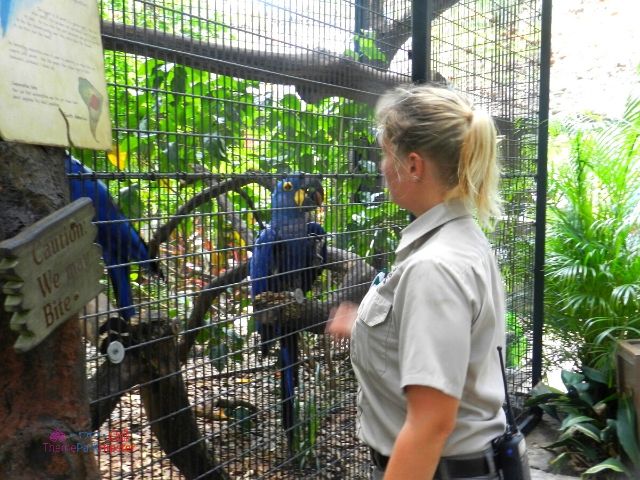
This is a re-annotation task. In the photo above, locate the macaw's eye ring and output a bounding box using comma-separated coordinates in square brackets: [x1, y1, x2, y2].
[282, 181, 293, 191]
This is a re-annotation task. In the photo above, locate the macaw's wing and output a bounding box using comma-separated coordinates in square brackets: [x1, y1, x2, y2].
[65, 155, 159, 321]
[100, 199, 156, 273]
[249, 227, 280, 354]
[249, 227, 278, 298]
[94, 197, 155, 321]
[66, 156, 159, 272]
[106, 264, 135, 321]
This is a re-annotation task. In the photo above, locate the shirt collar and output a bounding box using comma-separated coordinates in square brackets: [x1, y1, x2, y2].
[396, 199, 472, 255]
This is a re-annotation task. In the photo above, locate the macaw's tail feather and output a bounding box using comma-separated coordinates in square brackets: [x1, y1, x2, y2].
[253, 291, 304, 356]
[279, 332, 298, 451]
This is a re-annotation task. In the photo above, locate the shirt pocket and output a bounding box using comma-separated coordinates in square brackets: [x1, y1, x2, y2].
[356, 291, 393, 375]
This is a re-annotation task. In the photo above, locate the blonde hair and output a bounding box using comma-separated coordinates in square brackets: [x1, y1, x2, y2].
[376, 84, 502, 229]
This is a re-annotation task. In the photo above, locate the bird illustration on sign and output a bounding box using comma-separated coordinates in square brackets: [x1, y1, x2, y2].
[78, 77, 104, 141]
[0, 0, 42, 37]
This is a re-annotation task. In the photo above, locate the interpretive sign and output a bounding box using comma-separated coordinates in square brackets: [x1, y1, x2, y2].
[0, 0, 111, 149]
[0, 198, 104, 352]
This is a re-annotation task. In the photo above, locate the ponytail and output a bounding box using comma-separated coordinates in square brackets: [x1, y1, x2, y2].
[456, 109, 503, 229]
[376, 84, 503, 229]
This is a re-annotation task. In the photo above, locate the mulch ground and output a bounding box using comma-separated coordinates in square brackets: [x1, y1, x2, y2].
[90, 338, 369, 479]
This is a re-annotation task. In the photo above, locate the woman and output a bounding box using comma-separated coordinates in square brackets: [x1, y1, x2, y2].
[327, 84, 510, 479]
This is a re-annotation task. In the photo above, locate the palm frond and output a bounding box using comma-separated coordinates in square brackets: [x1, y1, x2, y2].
[546, 90, 640, 375]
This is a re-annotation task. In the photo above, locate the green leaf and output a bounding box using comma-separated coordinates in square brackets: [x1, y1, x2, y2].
[583, 457, 628, 475]
[170, 65, 188, 94]
[549, 451, 571, 469]
[354, 32, 386, 62]
[196, 327, 212, 344]
[224, 328, 244, 353]
[343, 48, 359, 60]
[230, 406, 254, 433]
[530, 383, 564, 397]
[160, 141, 188, 172]
[561, 370, 585, 388]
[582, 366, 608, 384]
[203, 134, 227, 162]
[117, 184, 142, 220]
[617, 395, 640, 467]
[149, 63, 167, 89]
[280, 94, 302, 111]
[569, 422, 602, 442]
[208, 343, 229, 372]
[560, 414, 596, 431]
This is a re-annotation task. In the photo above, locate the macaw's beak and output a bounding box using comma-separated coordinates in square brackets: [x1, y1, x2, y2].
[294, 188, 306, 207]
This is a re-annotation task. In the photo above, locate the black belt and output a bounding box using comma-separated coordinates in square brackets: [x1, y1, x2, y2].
[370, 447, 497, 478]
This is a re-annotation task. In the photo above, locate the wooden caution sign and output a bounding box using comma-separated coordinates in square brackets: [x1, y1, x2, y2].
[0, 198, 104, 352]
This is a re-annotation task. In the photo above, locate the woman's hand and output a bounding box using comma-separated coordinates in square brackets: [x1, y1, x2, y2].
[325, 301, 359, 339]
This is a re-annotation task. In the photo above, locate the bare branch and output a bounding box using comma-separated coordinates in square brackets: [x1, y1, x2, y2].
[178, 262, 249, 363]
[148, 175, 272, 259]
[101, 22, 401, 105]
[371, 0, 460, 67]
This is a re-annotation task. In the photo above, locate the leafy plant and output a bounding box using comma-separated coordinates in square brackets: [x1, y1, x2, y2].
[345, 30, 387, 62]
[293, 362, 322, 470]
[506, 311, 528, 368]
[545, 94, 640, 379]
[527, 367, 640, 478]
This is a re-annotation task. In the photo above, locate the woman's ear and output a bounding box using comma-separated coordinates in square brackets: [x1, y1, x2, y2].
[407, 152, 426, 180]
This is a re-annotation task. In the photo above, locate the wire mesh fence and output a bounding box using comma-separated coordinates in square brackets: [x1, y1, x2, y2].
[430, 0, 544, 412]
[68, 0, 547, 478]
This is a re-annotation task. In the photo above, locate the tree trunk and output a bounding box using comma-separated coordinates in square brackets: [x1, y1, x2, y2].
[0, 142, 99, 479]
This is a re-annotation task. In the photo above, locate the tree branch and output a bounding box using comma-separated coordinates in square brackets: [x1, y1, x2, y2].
[101, 21, 401, 105]
[100, 1, 460, 106]
[371, 0, 460, 68]
[148, 175, 271, 259]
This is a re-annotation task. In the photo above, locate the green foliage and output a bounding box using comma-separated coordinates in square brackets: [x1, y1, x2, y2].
[293, 361, 322, 470]
[101, 0, 231, 40]
[91, 2, 397, 465]
[545, 94, 640, 379]
[87, 39, 388, 379]
[506, 311, 528, 368]
[351, 30, 387, 62]
[527, 368, 640, 478]
[541, 88, 640, 479]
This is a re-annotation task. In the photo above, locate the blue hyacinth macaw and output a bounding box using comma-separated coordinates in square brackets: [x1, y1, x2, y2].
[249, 175, 326, 450]
[65, 155, 160, 330]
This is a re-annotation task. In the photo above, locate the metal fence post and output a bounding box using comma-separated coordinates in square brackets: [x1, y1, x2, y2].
[412, 0, 430, 83]
[532, 0, 553, 388]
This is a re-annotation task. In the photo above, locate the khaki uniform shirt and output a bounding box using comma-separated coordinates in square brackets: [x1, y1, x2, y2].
[351, 199, 507, 457]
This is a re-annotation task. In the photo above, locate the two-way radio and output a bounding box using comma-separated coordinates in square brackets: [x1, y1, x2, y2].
[493, 346, 532, 480]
